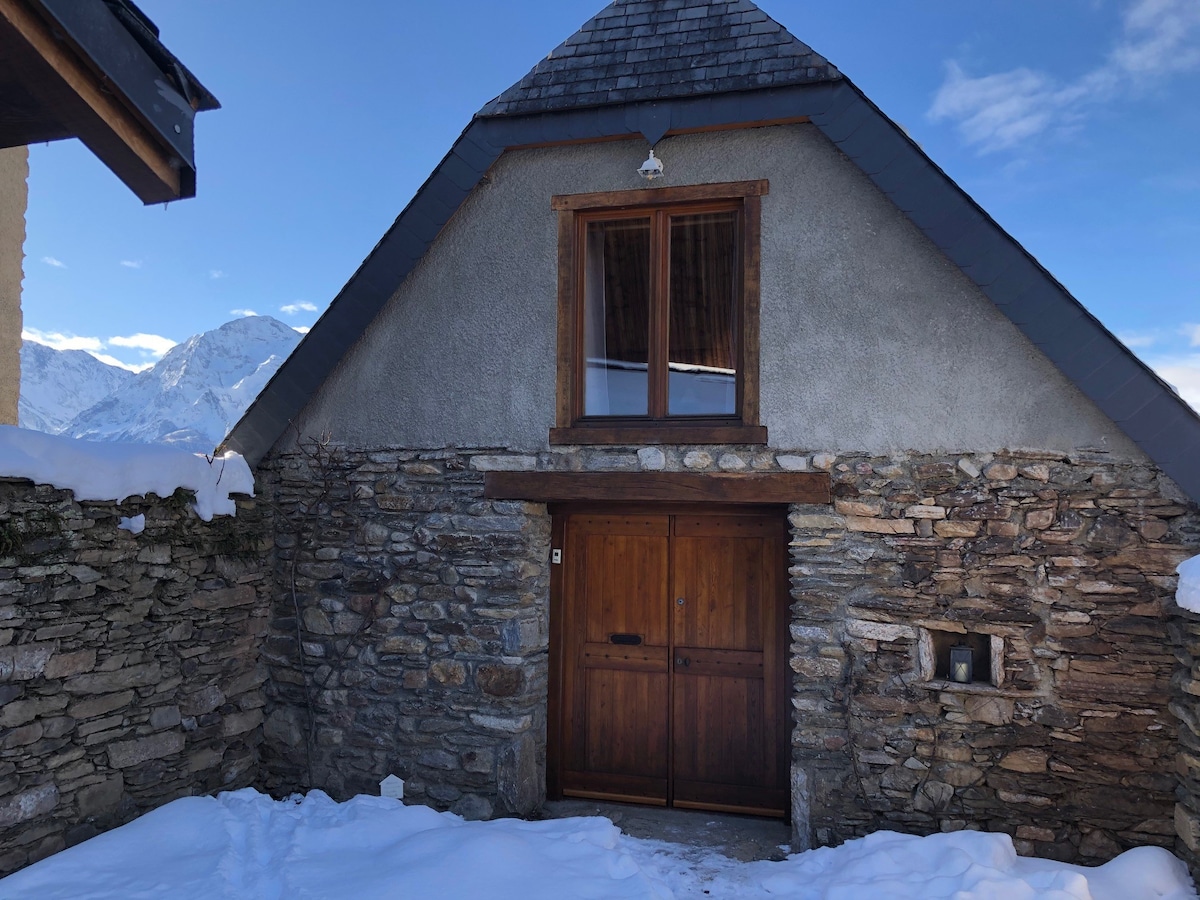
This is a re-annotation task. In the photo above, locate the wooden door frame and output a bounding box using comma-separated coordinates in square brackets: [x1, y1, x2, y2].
[546, 501, 791, 813]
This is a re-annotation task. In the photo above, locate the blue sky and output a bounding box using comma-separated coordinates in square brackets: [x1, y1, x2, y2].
[19, 0, 1200, 406]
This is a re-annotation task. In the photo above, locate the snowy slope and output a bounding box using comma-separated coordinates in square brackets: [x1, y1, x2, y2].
[17, 341, 133, 434]
[63, 316, 300, 452]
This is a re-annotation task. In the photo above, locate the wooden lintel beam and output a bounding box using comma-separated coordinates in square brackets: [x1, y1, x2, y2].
[0, 0, 181, 202]
[483, 471, 830, 505]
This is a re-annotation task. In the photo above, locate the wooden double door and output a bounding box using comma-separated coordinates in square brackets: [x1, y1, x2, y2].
[552, 506, 789, 817]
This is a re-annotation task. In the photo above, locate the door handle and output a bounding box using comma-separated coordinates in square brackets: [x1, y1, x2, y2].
[674, 656, 691, 667]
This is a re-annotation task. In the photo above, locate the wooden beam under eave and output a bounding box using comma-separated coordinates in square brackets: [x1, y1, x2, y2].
[0, 0, 185, 203]
[483, 472, 831, 505]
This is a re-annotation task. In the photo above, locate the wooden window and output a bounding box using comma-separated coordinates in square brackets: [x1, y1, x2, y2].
[551, 181, 768, 445]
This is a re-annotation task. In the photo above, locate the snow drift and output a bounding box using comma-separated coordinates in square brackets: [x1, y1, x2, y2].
[0, 789, 1193, 900]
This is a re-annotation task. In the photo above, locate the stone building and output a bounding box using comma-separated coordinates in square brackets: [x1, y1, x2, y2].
[223, 0, 1200, 864]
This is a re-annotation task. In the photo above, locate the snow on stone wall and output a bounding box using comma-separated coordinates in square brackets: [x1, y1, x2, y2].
[0, 426, 253, 520]
[1178, 555, 1200, 613]
[0, 475, 271, 875]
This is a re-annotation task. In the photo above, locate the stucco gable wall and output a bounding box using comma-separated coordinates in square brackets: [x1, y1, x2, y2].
[291, 125, 1142, 461]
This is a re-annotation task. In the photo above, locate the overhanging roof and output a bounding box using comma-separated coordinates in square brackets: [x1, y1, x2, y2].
[0, 0, 219, 203]
[222, 0, 1200, 502]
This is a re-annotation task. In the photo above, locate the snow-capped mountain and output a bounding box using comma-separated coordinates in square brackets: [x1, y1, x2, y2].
[21, 316, 302, 452]
[18, 341, 134, 434]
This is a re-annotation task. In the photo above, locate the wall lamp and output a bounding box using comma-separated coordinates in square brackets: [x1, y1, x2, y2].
[638, 148, 664, 180]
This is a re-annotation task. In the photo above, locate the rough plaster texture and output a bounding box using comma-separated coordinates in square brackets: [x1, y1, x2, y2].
[0, 147, 27, 427]
[293, 126, 1141, 460]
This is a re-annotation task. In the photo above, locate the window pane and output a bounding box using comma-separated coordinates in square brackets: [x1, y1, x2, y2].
[583, 218, 651, 416]
[668, 211, 737, 415]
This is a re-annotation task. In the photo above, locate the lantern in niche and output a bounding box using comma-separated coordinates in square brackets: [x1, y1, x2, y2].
[949, 645, 974, 684]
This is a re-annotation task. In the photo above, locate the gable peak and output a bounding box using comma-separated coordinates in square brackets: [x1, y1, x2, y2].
[478, 0, 842, 118]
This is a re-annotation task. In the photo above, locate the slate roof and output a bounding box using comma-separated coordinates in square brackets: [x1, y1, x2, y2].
[223, 0, 1200, 503]
[479, 0, 840, 118]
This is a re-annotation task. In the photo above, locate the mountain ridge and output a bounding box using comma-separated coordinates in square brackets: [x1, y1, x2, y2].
[19, 316, 302, 453]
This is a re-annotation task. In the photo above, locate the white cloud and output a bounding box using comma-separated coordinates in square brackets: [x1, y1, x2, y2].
[1152, 355, 1200, 412]
[41, 256, 67, 269]
[89, 353, 154, 373]
[1183, 323, 1200, 346]
[1117, 331, 1158, 349]
[1113, 0, 1200, 78]
[280, 301, 318, 316]
[230, 308, 258, 317]
[210, 269, 226, 280]
[293, 326, 311, 335]
[120, 260, 143, 269]
[21, 327, 102, 352]
[23, 327, 174, 370]
[929, 0, 1200, 152]
[108, 333, 177, 359]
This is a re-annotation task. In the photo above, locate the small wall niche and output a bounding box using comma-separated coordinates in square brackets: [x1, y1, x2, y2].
[920, 627, 1002, 687]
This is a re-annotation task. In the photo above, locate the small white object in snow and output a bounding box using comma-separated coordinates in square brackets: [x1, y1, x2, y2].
[1178, 555, 1200, 613]
[0, 426, 253, 521]
[117, 514, 145, 535]
[379, 774, 404, 799]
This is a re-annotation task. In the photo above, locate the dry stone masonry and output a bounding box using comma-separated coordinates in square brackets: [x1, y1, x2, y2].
[254, 441, 1200, 869]
[3, 441, 1200, 876]
[786, 450, 1198, 864]
[0, 477, 269, 874]
[256, 444, 550, 820]
[1171, 604, 1200, 875]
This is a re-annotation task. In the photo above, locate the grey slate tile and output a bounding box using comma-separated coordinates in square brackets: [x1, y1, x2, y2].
[477, 0, 842, 118]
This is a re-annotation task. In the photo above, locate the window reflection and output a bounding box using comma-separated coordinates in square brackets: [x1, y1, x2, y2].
[583, 218, 651, 416]
[668, 212, 737, 415]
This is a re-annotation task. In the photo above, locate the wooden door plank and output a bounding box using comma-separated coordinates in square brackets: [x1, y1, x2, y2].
[671, 512, 788, 814]
[557, 506, 790, 818]
[560, 512, 671, 803]
[583, 642, 669, 672]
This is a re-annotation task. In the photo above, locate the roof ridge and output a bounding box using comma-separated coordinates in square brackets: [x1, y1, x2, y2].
[477, 0, 841, 119]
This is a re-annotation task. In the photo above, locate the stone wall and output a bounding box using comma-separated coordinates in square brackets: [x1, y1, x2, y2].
[0, 477, 270, 875]
[1170, 606, 1200, 876]
[4, 439, 1195, 874]
[256, 440, 1199, 867]
[256, 443, 550, 819]
[788, 450, 1198, 864]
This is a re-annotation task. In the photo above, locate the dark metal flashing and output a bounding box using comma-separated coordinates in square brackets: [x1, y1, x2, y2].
[223, 28, 1200, 503]
[100, 0, 220, 112]
[36, 0, 206, 166]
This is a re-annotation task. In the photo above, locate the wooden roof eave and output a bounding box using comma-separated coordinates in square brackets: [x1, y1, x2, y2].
[0, 0, 215, 203]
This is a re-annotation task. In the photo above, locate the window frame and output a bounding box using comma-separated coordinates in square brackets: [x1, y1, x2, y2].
[550, 179, 768, 446]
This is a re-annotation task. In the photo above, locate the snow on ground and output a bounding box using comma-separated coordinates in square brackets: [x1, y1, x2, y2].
[0, 425, 252, 520]
[0, 789, 1193, 900]
[1179, 555, 1200, 613]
